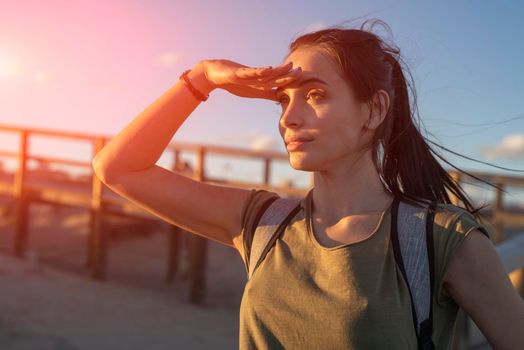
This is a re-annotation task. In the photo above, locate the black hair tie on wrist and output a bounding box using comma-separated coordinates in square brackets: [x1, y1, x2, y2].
[179, 69, 209, 101]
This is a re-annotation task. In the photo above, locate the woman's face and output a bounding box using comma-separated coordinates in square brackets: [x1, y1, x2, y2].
[276, 47, 377, 172]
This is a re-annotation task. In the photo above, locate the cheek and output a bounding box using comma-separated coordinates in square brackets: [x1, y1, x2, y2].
[316, 112, 364, 151]
[326, 102, 367, 136]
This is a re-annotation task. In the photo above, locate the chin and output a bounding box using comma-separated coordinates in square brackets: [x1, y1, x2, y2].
[288, 153, 318, 172]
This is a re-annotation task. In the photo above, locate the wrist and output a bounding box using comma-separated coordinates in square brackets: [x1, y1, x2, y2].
[187, 62, 215, 96]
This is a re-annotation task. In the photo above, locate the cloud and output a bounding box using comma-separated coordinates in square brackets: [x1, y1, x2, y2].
[155, 52, 180, 68]
[482, 133, 524, 160]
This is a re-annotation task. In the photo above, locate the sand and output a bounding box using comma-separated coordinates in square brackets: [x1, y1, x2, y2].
[0, 199, 247, 350]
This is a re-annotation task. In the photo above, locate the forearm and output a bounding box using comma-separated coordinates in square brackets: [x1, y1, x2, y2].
[92, 62, 214, 182]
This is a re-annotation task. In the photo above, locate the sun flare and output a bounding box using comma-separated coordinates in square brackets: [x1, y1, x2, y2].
[0, 52, 21, 77]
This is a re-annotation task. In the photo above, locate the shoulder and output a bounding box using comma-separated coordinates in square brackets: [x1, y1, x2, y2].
[240, 189, 282, 240]
[240, 189, 307, 231]
[238, 189, 281, 268]
[240, 189, 281, 229]
[432, 203, 492, 240]
[430, 203, 493, 305]
[429, 204, 524, 348]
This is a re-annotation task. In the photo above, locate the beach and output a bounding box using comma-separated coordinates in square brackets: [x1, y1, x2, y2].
[0, 201, 246, 350]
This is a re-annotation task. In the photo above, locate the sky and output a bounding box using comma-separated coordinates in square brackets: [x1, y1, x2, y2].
[0, 0, 523, 205]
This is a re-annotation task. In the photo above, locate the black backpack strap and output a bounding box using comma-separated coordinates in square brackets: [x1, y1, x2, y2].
[420, 201, 437, 350]
[248, 197, 301, 280]
[391, 197, 436, 350]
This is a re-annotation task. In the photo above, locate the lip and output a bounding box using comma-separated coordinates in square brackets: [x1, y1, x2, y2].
[286, 140, 311, 151]
[285, 136, 314, 144]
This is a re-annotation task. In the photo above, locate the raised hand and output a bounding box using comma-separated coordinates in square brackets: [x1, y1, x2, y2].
[198, 59, 302, 101]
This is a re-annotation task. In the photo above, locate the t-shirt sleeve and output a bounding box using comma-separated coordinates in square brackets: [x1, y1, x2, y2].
[433, 204, 493, 306]
[237, 188, 281, 274]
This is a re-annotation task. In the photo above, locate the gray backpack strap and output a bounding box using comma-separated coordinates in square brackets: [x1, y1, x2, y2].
[248, 197, 301, 280]
[391, 197, 436, 350]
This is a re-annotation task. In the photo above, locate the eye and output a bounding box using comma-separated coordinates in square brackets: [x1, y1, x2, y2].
[308, 91, 324, 101]
[274, 90, 324, 106]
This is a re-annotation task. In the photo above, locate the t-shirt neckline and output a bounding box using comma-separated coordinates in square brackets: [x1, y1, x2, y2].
[304, 188, 392, 251]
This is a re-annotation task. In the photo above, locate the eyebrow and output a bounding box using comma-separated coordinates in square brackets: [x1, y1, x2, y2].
[274, 77, 328, 94]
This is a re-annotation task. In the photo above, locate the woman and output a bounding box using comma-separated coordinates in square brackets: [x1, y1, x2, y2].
[92, 19, 524, 349]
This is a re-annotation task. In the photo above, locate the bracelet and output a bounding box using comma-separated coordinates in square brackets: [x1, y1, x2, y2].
[179, 69, 209, 101]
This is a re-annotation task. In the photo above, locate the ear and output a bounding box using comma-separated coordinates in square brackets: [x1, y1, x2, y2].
[364, 89, 390, 130]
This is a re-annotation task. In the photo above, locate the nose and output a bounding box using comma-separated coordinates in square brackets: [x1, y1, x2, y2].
[279, 100, 305, 130]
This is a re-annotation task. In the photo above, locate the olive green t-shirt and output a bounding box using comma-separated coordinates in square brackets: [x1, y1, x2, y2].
[236, 188, 492, 350]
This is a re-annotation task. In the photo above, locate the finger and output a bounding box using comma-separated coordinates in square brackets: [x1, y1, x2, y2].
[249, 68, 302, 88]
[256, 66, 302, 83]
[258, 62, 294, 77]
[240, 77, 297, 101]
[224, 83, 279, 101]
[272, 74, 301, 86]
[237, 62, 293, 79]
[235, 67, 259, 79]
[241, 65, 301, 86]
[276, 61, 294, 70]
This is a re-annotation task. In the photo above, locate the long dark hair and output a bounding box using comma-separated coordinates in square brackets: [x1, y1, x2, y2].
[287, 19, 501, 218]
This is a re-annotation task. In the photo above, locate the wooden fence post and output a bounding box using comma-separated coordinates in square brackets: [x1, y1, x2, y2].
[189, 233, 208, 304]
[263, 158, 270, 185]
[188, 146, 208, 303]
[167, 225, 181, 284]
[89, 136, 106, 280]
[13, 130, 29, 258]
[166, 149, 183, 284]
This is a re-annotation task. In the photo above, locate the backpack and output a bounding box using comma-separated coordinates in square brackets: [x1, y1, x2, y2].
[247, 195, 437, 350]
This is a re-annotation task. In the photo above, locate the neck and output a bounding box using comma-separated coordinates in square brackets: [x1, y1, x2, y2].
[311, 150, 393, 225]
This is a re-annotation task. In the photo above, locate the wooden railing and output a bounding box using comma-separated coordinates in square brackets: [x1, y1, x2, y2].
[0, 124, 308, 303]
[0, 124, 523, 313]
